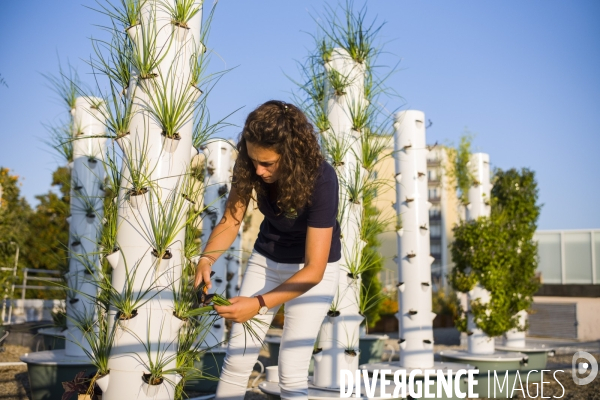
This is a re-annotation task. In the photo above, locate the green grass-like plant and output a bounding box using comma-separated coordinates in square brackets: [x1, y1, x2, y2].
[102, 255, 163, 320]
[318, 37, 334, 64]
[134, 314, 181, 387]
[75, 307, 118, 377]
[42, 59, 81, 112]
[182, 292, 269, 354]
[43, 120, 74, 164]
[98, 199, 120, 257]
[89, 0, 146, 30]
[172, 260, 197, 321]
[357, 273, 387, 319]
[96, 80, 137, 139]
[343, 240, 379, 280]
[90, 28, 133, 91]
[101, 143, 122, 201]
[192, 100, 239, 150]
[320, 130, 354, 167]
[121, 130, 156, 195]
[342, 164, 367, 204]
[128, 17, 171, 80]
[141, 186, 191, 262]
[447, 134, 475, 206]
[318, 0, 384, 65]
[159, 0, 202, 29]
[290, 59, 327, 106]
[176, 315, 220, 388]
[71, 188, 103, 220]
[142, 70, 198, 139]
[327, 68, 351, 96]
[348, 99, 372, 133]
[359, 128, 391, 171]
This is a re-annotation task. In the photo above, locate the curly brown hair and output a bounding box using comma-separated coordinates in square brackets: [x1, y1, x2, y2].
[232, 100, 324, 215]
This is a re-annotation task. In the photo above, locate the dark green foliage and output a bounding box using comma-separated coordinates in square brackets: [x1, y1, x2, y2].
[491, 169, 541, 319]
[0, 166, 73, 300]
[360, 200, 385, 328]
[446, 134, 474, 205]
[0, 168, 31, 299]
[22, 167, 71, 273]
[449, 168, 541, 337]
[431, 289, 460, 319]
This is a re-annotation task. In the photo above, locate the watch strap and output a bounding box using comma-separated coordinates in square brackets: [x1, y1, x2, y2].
[256, 294, 266, 308]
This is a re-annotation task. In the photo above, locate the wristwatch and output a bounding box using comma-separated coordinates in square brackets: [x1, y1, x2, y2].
[255, 295, 268, 315]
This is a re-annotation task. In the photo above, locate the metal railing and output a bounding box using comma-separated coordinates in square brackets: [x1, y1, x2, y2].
[0, 242, 18, 324]
[15, 268, 63, 300]
[2, 267, 63, 324]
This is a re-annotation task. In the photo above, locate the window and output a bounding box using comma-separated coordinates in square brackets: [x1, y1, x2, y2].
[428, 187, 440, 200]
[430, 222, 442, 237]
[429, 204, 441, 218]
[428, 169, 438, 181]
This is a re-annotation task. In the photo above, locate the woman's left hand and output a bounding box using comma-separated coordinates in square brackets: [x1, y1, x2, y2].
[213, 296, 261, 324]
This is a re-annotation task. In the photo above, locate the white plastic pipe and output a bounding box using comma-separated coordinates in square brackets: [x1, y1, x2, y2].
[312, 48, 365, 389]
[466, 152, 495, 355]
[65, 96, 106, 357]
[504, 309, 527, 348]
[393, 110, 434, 369]
[102, 2, 203, 399]
[200, 139, 235, 349]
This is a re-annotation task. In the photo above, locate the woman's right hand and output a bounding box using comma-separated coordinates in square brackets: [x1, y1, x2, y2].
[194, 257, 213, 291]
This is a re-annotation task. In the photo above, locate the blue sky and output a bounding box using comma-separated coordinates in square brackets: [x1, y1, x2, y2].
[0, 1, 598, 230]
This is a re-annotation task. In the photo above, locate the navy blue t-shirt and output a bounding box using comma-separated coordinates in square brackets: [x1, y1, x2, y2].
[253, 161, 342, 264]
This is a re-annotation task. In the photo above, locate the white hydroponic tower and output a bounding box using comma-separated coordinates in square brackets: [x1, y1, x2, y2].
[201, 139, 242, 349]
[312, 47, 366, 389]
[101, 2, 204, 399]
[503, 310, 528, 347]
[65, 97, 107, 357]
[465, 152, 494, 354]
[393, 110, 435, 368]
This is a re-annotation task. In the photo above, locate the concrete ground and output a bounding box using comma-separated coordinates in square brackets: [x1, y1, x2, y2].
[2, 324, 599, 400]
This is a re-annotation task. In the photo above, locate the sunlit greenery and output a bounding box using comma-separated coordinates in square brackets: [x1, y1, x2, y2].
[450, 167, 541, 337]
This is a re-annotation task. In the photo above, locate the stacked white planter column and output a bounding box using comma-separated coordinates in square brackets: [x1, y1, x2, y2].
[312, 48, 366, 389]
[504, 310, 527, 347]
[102, 2, 203, 399]
[201, 139, 235, 348]
[225, 146, 243, 298]
[466, 152, 494, 355]
[65, 97, 107, 357]
[393, 110, 434, 369]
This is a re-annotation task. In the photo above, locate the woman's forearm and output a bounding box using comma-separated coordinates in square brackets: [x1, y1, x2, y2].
[201, 216, 241, 259]
[201, 186, 247, 260]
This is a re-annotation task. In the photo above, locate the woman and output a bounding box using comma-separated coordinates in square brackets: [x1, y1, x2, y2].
[194, 100, 341, 400]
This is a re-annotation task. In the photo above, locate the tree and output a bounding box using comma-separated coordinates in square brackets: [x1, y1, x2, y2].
[491, 168, 541, 327]
[0, 167, 31, 299]
[19, 167, 71, 299]
[449, 167, 541, 337]
[22, 167, 70, 272]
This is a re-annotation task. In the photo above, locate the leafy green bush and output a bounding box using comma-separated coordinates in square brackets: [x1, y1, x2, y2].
[450, 167, 541, 337]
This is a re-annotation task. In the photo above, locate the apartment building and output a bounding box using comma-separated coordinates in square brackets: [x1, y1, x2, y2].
[426, 146, 459, 289]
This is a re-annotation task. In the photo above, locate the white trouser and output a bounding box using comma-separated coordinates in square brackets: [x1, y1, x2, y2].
[215, 250, 339, 400]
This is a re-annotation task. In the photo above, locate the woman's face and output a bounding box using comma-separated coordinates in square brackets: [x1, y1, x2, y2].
[246, 141, 281, 183]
